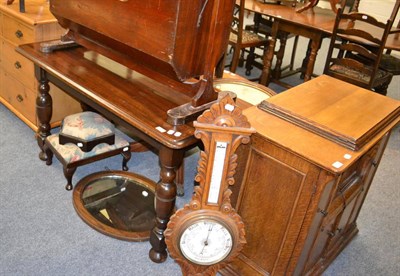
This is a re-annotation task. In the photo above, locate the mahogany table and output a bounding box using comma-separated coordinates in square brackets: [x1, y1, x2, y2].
[16, 43, 199, 263]
[241, 0, 400, 86]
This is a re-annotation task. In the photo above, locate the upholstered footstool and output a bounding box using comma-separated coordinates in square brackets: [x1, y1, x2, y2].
[43, 112, 131, 190]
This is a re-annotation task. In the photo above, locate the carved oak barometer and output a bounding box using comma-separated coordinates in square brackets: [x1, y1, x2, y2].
[164, 95, 255, 275]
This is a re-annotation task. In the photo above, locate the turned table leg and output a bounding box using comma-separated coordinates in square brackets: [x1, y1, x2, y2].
[303, 38, 322, 82]
[149, 147, 184, 263]
[35, 67, 52, 161]
[260, 21, 279, 86]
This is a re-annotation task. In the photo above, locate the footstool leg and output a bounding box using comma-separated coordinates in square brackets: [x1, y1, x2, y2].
[63, 166, 77, 191]
[43, 143, 53, 166]
[121, 150, 131, 171]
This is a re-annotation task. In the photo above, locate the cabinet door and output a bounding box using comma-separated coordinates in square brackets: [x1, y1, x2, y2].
[302, 134, 390, 275]
[342, 135, 389, 228]
[227, 134, 333, 276]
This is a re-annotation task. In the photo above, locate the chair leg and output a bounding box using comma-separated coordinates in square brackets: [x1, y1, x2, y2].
[245, 47, 257, 76]
[215, 53, 226, 78]
[121, 150, 131, 171]
[238, 49, 245, 67]
[289, 35, 299, 71]
[374, 79, 392, 96]
[300, 40, 313, 79]
[230, 46, 241, 73]
[64, 166, 77, 191]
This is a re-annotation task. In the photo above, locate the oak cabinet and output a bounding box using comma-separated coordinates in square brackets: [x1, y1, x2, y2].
[0, 0, 81, 130]
[220, 76, 400, 275]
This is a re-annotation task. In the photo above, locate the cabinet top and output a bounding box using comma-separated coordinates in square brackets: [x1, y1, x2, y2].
[0, 0, 57, 25]
[245, 75, 400, 173]
[259, 75, 400, 151]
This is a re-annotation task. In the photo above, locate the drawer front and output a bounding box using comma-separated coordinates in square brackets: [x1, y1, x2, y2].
[0, 68, 36, 124]
[1, 39, 35, 89]
[2, 14, 35, 45]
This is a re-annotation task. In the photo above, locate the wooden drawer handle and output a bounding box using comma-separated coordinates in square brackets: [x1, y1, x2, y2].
[14, 61, 22, 69]
[15, 30, 24, 39]
[16, 94, 23, 102]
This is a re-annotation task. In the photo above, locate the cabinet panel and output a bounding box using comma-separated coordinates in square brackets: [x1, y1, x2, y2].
[228, 134, 325, 275]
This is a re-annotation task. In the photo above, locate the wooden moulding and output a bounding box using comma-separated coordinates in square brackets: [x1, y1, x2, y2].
[258, 75, 400, 151]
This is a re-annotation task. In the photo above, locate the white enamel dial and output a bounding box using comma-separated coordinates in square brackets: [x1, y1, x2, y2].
[179, 219, 233, 265]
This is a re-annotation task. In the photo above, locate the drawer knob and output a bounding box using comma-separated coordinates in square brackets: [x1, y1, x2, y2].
[16, 94, 24, 102]
[15, 30, 24, 39]
[14, 61, 22, 69]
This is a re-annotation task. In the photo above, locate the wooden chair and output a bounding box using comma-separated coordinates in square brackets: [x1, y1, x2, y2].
[379, 1, 400, 76]
[244, 13, 300, 79]
[323, 8, 395, 95]
[228, 0, 269, 73]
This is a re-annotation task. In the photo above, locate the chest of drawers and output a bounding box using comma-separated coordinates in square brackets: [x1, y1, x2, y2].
[0, 1, 81, 130]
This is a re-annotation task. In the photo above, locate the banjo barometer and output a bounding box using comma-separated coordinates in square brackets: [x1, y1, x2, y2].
[165, 95, 255, 275]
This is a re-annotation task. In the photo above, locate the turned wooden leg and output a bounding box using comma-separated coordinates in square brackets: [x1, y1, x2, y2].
[274, 32, 288, 80]
[260, 23, 278, 86]
[43, 143, 53, 166]
[300, 40, 312, 79]
[64, 166, 77, 191]
[304, 38, 322, 82]
[35, 68, 53, 161]
[245, 47, 257, 76]
[149, 147, 184, 263]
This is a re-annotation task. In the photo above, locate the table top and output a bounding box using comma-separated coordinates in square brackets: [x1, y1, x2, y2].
[17, 43, 198, 150]
[16, 43, 267, 150]
[241, 0, 400, 51]
[241, 0, 337, 33]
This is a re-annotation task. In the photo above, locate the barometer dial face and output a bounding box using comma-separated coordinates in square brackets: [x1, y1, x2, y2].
[179, 219, 233, 265]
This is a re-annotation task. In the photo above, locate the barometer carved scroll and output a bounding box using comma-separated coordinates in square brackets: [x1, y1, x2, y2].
[165, 95, 255, 275]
